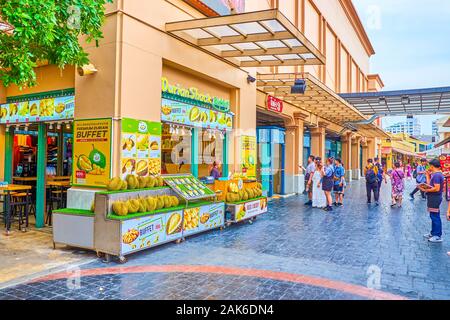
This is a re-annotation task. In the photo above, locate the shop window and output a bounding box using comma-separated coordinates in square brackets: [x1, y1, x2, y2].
[198, 129, 224, 178]
[161, 123, 192, 175]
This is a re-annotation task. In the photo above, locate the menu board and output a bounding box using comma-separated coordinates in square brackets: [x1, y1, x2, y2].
[161, 98, 232, 131]
[0, 95, 75, 124]
[121, 210, 183, 255]
[240, 136, 257, 178]
[121, 118, 162, 178]
[439, 155, 450, 176]
[163, 175, 216, 200]
[72, 118, 112, 188]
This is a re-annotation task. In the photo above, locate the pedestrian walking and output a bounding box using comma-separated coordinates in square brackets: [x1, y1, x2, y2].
[419, 159, 445, 243]
[374, 157, 386, 192]
[406, 163, 412, 180]
[388, 162, 405, 208]
[304, 155, 316, 206]
[333, 158, 345, 207]
[310, 157, 326, 209]
[322, 158, 335, 212]
[364, 159, 380, 205]
[410, 158, 427, 200]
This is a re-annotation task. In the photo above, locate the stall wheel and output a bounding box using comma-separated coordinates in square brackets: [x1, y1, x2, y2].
[118, 256, 127, 264]
[102, 253, 112, 264]
[226, 222, 232, 227]
[176, 238, 182, 244]
[248, 219, 253, 225]
[96, 251, 105, 258]
[52, 242, 56, 250]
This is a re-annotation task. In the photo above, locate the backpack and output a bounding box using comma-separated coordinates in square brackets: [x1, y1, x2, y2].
[412, 169, 418, 179]
[365, 167, 377, 184]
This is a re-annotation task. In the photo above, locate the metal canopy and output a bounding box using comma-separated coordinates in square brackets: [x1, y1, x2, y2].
[166, 9, 325, 68]
[340, 87, 450, 116]
[257, 72, 388, 138]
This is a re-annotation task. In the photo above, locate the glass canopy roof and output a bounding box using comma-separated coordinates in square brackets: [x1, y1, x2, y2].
[340, 87, 450, 116]
[166, 9, 325, 68]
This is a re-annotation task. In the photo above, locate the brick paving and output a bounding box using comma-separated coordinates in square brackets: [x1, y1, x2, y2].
[1, 179, 449, 300]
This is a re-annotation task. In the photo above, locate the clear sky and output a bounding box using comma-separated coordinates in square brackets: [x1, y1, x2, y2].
[353, 0, 450, 135]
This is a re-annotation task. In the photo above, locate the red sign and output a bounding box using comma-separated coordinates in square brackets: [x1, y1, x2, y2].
[267, 96, 283, 113]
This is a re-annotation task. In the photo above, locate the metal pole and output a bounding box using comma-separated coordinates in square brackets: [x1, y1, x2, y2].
[36, 123, 47, 228]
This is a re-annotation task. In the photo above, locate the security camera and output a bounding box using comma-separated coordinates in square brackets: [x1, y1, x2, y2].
[247, 75, 256, 84]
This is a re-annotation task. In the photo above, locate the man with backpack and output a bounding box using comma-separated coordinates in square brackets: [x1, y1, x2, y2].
[364, 159, 380, 206]
[410, 158, 428, 200]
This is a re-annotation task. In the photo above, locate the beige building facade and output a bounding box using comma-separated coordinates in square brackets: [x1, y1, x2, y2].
[0, 0, 386, 226]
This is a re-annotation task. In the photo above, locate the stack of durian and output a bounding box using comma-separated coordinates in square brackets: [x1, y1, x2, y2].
[225, 183, 263, 203]
[106, 174, 165, 191]
[112, 195, 180, 216]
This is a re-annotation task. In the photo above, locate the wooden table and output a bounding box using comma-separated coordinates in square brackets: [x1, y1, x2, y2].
[0, 185, 32, 235]
[47, 176, 71, 181]
[13, 177, 37, 183]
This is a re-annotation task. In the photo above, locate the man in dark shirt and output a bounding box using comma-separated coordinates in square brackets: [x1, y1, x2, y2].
[419, 159, 445, 243]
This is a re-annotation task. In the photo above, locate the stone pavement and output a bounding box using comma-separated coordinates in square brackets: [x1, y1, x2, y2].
[1, 179, 449, 300]
[0, 228, 96, 288]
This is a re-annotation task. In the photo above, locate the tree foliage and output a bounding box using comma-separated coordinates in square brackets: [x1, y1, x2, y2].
[0, 0, 113, 88]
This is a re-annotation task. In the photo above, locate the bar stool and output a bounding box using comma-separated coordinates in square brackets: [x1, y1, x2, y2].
[46, 187, 67, 226]
[10, 191, 31, 231]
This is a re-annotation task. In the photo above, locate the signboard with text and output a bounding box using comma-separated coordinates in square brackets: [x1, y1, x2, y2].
[240, 136, 257, 178]
[267, 95, 283, 113]
[72, 118, 112, 188]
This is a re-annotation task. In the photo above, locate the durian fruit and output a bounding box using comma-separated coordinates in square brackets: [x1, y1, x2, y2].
[120, 180, 128, 190]
[138, 198, 147, 213]
[146, 176, 156, 188]
[107, 177, 122, 191]
[138, 176, 147, 189]
[146, 197, 157, 212]
[247, 188, 254, 199]
[256, 182, 263, 190]
[171, 196, 179, 207]
[126, 174, 138, 189]
[163, 195, 171, 208]
[112, 201, 128, 216]
[127, 199, 140, 214]
[226, 192, 234, 203]
[238, 190, 244, 201]
[156, 196, 164, 210]
[242, 190, 249, 201]
[156, 176, 164, 187]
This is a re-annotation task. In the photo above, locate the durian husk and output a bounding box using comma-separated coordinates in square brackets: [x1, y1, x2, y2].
[138, 176, 147, 189]
[113, 201, 128, 216]
[107, 177, 122, 191]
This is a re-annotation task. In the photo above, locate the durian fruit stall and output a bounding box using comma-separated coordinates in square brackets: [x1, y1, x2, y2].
[54, 174, 225, 263]
[213, 176, 268, 224]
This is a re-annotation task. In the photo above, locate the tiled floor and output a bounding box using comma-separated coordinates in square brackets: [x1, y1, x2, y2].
[1, 179, 450, 300]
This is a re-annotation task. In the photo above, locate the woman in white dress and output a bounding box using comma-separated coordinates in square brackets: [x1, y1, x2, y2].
[308, 158, 327, 209]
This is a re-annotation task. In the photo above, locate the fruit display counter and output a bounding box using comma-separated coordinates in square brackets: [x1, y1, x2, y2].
[53, 174, 225, 263]
[213, 180, 268, 224]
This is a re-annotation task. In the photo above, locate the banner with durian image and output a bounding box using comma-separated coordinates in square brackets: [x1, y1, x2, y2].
[121, 118, 162, 179]
[240, 136, 257, 178]
[72, 118, 112, 188]
[0, 95, 75, 124]
[161, 98, 232, 131]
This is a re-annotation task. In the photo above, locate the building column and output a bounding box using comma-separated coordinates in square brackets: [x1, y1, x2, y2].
[310, 122, 327, 160]
[351, 135, 362, 180]
[284, 112, 307, 194]
[367, 138, 377, 161]
[361, 138, 369, 169]
[341, 132, 353, 181]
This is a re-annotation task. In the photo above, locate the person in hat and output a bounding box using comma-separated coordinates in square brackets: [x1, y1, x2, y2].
[419, 158, 445, 243]
[374, 157, 386, 192]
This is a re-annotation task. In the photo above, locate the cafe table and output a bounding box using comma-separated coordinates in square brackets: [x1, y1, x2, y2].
[47, 176, 71, 181]
[0, 184, 32, 235]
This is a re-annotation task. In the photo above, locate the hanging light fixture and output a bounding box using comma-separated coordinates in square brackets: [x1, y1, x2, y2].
[56, 122, 61, 130]
[169, 125, 174, 134]
[66, 122, 71, 130]
[49, 123, 53, 130]
[5, 125, 9, 133]
[180, 127, 185, 136]
[219, 131, 225, 140]
[175, 126, 179, 135]
[188, 128, 192, 136]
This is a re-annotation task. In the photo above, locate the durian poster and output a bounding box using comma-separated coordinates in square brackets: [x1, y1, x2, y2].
[72, 118, 112, 188]
[240, 136, 257, 178]
[121, 118, 162, 179]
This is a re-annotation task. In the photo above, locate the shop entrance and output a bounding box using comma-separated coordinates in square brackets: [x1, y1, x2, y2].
[256, 111, 286, 197]
[4, 121, 73, 229]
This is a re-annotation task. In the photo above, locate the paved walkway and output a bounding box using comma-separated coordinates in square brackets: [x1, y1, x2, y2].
[1, 179, 449, 300]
